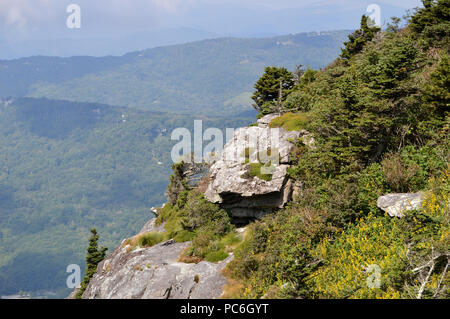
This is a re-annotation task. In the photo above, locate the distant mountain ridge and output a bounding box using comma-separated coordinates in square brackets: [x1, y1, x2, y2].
[0, 31, 350, 116]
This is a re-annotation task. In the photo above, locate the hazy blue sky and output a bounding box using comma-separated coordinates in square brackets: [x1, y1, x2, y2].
[0, 0, 423, 58]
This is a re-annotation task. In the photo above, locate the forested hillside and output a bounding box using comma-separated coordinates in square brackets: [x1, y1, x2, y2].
[0, 31, 349, 116]
[0, 97, 253, 297]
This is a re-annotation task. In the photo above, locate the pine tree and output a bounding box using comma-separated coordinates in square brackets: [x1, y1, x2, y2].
[424, 54, 450, 119]
[409, 0, 450, 35]
[251, 66, 294, 115]
[341, 15, 380, 60]
[75, 228, 107, 299]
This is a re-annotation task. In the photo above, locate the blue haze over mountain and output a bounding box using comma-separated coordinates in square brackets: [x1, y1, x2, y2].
[0, 0, 421, 59]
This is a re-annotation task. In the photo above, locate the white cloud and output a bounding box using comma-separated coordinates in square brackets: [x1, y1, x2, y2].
[0, 0, 423, 33]
[0, 0, 56, 29]
[5, 6, 26, 27]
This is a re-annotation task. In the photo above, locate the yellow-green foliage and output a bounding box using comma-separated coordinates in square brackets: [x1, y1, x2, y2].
[402, 169, 449, 298]
[124, 231, 166, 252]
[208, 233, 242, 262]
[309, 213, 407, 299]
[205, 250, 229, 263]
[155, 203, 189, 240]
[138, 232, 165, 248]
[268, 112, 308, 131]
[220, 232, 242, 248]
[155, 203, 177, 226]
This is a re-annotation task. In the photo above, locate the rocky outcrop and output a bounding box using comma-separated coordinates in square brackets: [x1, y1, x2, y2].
[377, 193, 424, 217]
[205, 116, 306, 222]
[73, 114, 309, 299]
[77, 219, 232, 299]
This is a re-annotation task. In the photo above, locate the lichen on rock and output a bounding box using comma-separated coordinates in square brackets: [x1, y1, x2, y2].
[377, 192, 425, 217]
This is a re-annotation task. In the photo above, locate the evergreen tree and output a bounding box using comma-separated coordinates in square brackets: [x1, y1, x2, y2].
[409, 0, 450, 35]
[423, 54, 450, 120]
[251, 67, 295, 115]
[341, 15, 381, 60]
[75, 228, 107, 299]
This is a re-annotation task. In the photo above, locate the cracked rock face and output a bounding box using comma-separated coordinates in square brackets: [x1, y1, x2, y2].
[377, 193, 424, 217]
[205, 123, 303, 220]
[78, 219, 232, 299]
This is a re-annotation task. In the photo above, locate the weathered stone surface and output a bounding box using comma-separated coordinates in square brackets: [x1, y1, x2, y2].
[257, 113, 281, 128]
[80, 230, 232, 299]
[204, 125, 302, 220]
[377, 193, 424, 217]
[138, 218, 165, 235]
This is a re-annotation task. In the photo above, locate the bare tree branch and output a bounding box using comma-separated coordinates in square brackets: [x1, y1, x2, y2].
[433, 258, 449, 298]
[417, 261, 435, 299]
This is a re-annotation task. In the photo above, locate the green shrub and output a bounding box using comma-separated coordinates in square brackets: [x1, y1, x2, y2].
[409, 0, 450, 35]
[357, 163, 389, 213]
[137, 232, 165, 248]
[155, 203, 176, 226]
[164, 215, 184, 239]
[176, 190, 190, 209]
[181, 190, 233, 235]
[341, 15, 380, 60]
[165, 162, 190, 206]
[226, 206, 334, 298]
[205, 250, 229, 262]
[174, 230, 195, 243]
[381, 153, 420, 193]
[157, 190, 235, 263]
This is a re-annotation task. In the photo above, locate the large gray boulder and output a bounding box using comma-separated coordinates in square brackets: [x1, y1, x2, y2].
[79, 224, 232, 299]
[205, 124, 304, 221]
[377, 193, 424, 217]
